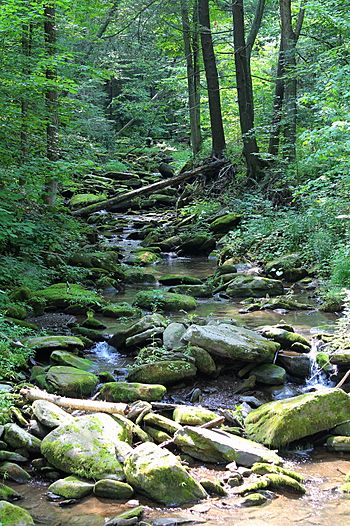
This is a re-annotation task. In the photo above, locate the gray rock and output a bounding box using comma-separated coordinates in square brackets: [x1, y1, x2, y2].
[48, 476, 94, 499]
[3, 424, 41, 454]
[163, 323, 187, 350]
[94, 480, 134, 499]
[32, 400, 74, 429]
[173, 426, 282, 466]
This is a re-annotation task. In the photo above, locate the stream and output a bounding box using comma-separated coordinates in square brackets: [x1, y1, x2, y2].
[14, 212, 350, 525]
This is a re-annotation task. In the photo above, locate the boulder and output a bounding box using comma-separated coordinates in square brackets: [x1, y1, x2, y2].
[124, 268, 157, 285]
[178, 234, 216, 256]
[0, 501, 34, 526]
[258, 326, 310, 350]
[99, 382, 166, 402]
[133, 290, 197, 312]
[173, 406, 218, 426]
[158, 275, 202, 286]
[329, 351, 350, 366]
[326, 436, 350, 452]
[0, 464, 31, 484]
[126, 249, 160, 266]
[277, 352, 310, 378]
[110, 314, 167, 348]
[226, 275, 284, 298]
[265, 254, 308, 282]
[48, 476, 94, 499]
[94, 480, 134, 500]
[50, 350, 93, 371]
[210, 213, 242, 234]
[102, 303, 140, 319]
[41, 413, 127, 480]
[250, 364, 286, 385]
[128, 360, 197, 385]
[3, 424, 41, 454]
[32, 283, 104, 312]
[124, 442, 207, 506]
[44, 366, 98, 397]
[331, 421, 350, 436]
[168, 285, 213, 298]
[163, 323, 187, 350]
[173, 427, 282, 466]
[245, 388, 350, 447]
[187, 346, 217, 375]
[26, 335, 84, 356]
[32, 400, 74, 429]
[0, 483, 21, 502]
[182, 324, 279, 363]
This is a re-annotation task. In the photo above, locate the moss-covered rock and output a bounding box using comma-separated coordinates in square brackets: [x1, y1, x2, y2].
[2, 305, 28, 320]
[245, 388, 350, 447]
[326, 436, 350, 452]
[178, 234, 216, 257]
[41, 413, 127, 480]
[124, 442, 207, 506]
[265, 253, 308, 282]
[102, 303, 140, 319]
[173, 406, 219, 426]
[48, 476, 94, 499]
[276, 351, 311, 379]
[329, 351, 350, 366]
[142, 413, 182, 435]
[259, 326, 310, 350]
[32, 283, 104, 312]
[0, 501, 34, 526]
[69, 193, 107, 209]
[187, 346, 216, 375]
[124, 268, 157, 285]
[32, 400, 74, 429]
[250, 364, 286, 385]
[133, 290, 197, 312]
[93, 479, 134, 500]
[50, 350, 93, 371]
[210, 213, 242, 234]
[200, 478, 227, 496]
[0, 484, 21, 502]
[174, 426, 282, 466]
[168, 284, 213, 298]
[163, 322, 187, 350]
[44, 366, 98, 397]
[264, 473, 306, 493]
[26, 335, 85, 355]
[240, 492, 267, 507]
[99, 382, 166, 403]
[226, 275, 284, 298]
[331, 421, 350, 436]
[128, 360, 197, 385]
[159, 275, 202, 286]
[0, 463, 31, 484]
[3, 424, 41, 455]
[182, 324, 279, 363]
[251, 462, 304, 482]
[127, 249, 161, 266]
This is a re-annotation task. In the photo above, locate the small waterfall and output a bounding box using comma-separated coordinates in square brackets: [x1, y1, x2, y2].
[89, 341, 129, 379]
[304, 339, 336, 390]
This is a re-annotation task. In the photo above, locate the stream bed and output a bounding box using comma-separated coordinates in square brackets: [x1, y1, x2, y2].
[13, 212, 350, 525]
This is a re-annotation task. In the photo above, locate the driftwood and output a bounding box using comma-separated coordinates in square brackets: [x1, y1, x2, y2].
[72, 160, 226, 217]
[20, 387, 128, 415]
[200, 416, 225, 429]
[335, 369, 350, 389]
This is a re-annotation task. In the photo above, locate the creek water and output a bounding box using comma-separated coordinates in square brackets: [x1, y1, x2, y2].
[13, 213, 350, 525]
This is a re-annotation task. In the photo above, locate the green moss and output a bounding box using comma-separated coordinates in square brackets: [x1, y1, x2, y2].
[200, 478, 227, 496]
[48, 476, 94, 499]
[210, 213, 242, 234]
[240, 492, 267, 507]
[0, 501, 34, 525]
[128, 360, 197, 385]
[45, 366, 98, 397]
[32, 283, 104, 311]
[102, 303, 140, 319]
[159, 275, 202, 286]
[265, 473, 306, 494]
[99, 382, 166, 402]
[50, 351, 93, 371]
[133, 290, 197, 312]
[252, 462, 305, 482]
[0, 483, 21, 502]
[69, 193, 107, 208]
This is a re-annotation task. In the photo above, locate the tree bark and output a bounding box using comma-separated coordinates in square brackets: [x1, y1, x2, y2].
[180, 0, 201, 155]
[232, 0, 263, 179]
[198, 0, 226, 158]
[44, 3, 59, 206]
[268, 39, 285, 157]
[20, 20, 32, 161]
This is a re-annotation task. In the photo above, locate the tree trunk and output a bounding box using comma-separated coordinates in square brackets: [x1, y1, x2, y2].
[180, 0, 201, 155]
[44, 3, 59, 206]
[268, 39, 285, 157]
[198, 0, 226, 158]
[232, 0, 262, 179]
[20, 20, 32, 161]
[192, 0, 202, 154]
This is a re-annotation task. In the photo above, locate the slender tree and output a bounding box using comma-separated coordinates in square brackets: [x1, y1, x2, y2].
[44, 2, 59, 206]
[232, 0, 265, 178]
[198, 0, 226, 158]
[180, 0, 201, 155]
[20, 15, 32, 161]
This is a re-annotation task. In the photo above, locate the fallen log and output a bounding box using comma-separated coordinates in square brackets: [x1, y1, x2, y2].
[72, 160, 226, 217]
[20, 387, 128, 415]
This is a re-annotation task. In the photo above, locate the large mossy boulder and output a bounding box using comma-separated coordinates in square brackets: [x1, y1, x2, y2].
[245, 388, 350, 447]
[133, 290, 197, 312]
[102, 303, 140, 319]
[0, 501, 34, 526]
[210, 213, 242, 234]
[41, 413, 127, 480]
[128, 360, 197, 385]
[226, 275, 284, 298]
[173, 406, 218, 426]
[173, 427, 282, 466]
[93, 479, 134, 500]
[187, 346, 217, 375]
[158, 275, 202, 286]
[182, 324, 279, 363]
[178, 234, 216, 256]
[27, 335, 84, 356]
[259, 326, 310, 350]
[126, 249, 161, 266]
[99, 382, 166, 402]
[32, 283, 104, 312]
[265, 253, 308, 282]
[3, 424, 41, 454]
[168, 284, 213, 298]
[124, 442, 207, 506]
[69, 193, 107, 209]
[43, 366, 98, 397]
[110, 314, 167, 349]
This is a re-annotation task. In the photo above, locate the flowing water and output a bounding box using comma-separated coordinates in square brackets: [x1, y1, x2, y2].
[13, 213, 350, 525]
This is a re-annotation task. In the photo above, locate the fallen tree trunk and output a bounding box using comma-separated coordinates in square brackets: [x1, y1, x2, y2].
[72, 160, 226, 217]
[20, 387, 128, 415]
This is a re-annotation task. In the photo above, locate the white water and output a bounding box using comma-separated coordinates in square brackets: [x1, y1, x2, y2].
[304, 339, 337, 390]
[89, 341, 129, 379]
